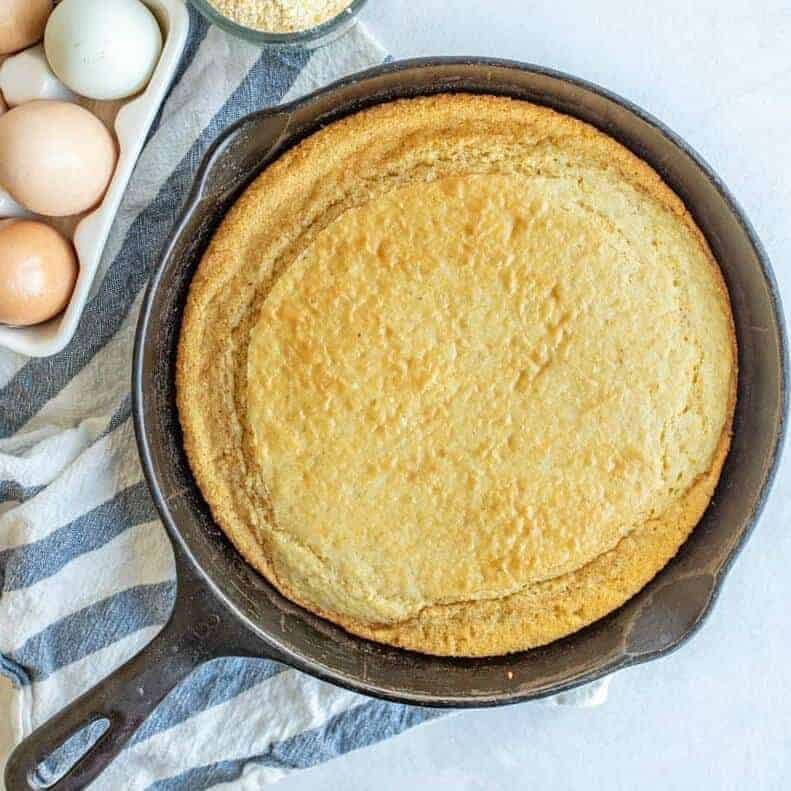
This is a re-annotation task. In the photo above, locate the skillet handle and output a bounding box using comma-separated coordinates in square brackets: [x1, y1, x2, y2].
[4, 560, 269, 791]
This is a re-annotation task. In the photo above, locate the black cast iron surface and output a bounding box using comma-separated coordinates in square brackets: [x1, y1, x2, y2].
[6, 58, 787, 791]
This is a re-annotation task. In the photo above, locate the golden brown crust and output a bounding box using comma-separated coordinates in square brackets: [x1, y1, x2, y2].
[177, 94, 737, 657]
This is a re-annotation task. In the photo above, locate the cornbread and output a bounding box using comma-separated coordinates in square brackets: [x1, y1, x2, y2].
[177, 95, 736, 657]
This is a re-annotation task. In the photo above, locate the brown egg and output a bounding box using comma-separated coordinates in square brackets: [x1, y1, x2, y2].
[0, 0, 52, 55]
[0, 219, 77, 326]
[0, 92, 6, 116]
[0, 100, 116, 216]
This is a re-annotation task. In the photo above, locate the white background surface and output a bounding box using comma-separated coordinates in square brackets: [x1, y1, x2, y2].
[279, 1, 791, 789]
[0, 2, 788, 790]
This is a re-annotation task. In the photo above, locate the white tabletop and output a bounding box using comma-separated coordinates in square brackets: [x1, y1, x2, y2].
[280, 1, 791, 789]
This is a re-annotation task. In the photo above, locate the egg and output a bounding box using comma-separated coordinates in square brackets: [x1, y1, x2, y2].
[44, 0, 162, 101]
[0, 0, 52, 56]
[0, 219, 77, 326]
[0, 100, 117, 216]
[0, 44, 75, 106]
[0, 92, 6, 116]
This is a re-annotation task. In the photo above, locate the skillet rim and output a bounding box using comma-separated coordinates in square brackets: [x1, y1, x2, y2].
[133, 55, 788, 707]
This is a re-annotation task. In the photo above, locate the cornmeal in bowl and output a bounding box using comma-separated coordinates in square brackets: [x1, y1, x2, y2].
[177, 95, 736, 657]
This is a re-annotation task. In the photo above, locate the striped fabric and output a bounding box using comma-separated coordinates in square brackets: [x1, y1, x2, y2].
[0, 11, 608, 789]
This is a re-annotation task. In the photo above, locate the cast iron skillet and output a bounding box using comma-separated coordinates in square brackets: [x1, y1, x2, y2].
[6, 58, 787, 791]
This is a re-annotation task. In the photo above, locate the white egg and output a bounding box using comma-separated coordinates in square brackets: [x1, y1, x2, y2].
[44, 0, 162, 101]
[0, 45, 75, 106]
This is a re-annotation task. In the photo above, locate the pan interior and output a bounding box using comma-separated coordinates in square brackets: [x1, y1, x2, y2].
[135, 60, 786, 704]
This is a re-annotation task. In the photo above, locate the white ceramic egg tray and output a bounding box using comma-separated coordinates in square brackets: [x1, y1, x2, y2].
[0, 0, 189, 357]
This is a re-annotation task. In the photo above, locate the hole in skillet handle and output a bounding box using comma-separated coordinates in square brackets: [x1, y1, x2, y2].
[29, 719, 110, 790]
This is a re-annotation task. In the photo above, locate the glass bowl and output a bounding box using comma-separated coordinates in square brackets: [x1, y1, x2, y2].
[188, 0, 368, 48]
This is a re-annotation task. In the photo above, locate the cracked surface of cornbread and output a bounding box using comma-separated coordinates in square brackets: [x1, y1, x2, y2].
[177, 94, 736, 656]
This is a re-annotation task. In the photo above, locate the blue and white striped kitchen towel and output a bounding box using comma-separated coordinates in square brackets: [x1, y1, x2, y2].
[0, 10, 609, 789]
